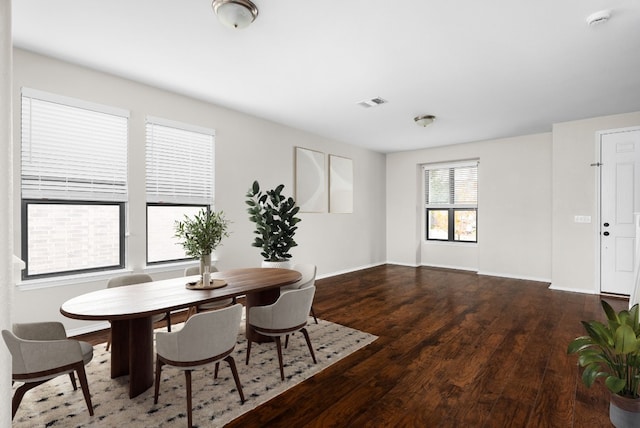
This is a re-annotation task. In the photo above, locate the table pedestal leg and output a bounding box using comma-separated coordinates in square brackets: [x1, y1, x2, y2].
[109, 317, 154, 398]
[128, 317, 154, 398]
[245, 288, 280, 343]
[110, 320, 129, 378]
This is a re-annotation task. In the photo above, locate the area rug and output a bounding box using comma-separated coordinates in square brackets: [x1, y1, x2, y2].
[12, 317, 377, 427]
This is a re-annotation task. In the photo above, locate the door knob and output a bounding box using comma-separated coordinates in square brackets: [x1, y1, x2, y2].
[603, 222, 610, 227]
[603, 231, 610, 236]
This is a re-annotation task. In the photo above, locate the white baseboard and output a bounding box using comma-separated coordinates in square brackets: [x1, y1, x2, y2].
[477, 271, 551, 283]
[317, 262, 387, 280]
[548, 284, 600, 294]
[385, 261, 420, 268]
[422, 263, 478, 272]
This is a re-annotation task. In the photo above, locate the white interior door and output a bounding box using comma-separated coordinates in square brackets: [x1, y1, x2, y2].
[600, 129, 640, 295]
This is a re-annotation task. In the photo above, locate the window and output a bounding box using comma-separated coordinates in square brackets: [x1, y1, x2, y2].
[424, 161, 478, 242]
[21, 88, 128, 279]
[145, 117, 215, 264]
[146, 203, 208, 263]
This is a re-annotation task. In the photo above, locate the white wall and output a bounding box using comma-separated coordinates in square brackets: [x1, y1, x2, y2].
[11, 49, 386, 333]
[551, 111, 640, 293]
[387, 133, 553, 282]
[1, 1, 12, 425]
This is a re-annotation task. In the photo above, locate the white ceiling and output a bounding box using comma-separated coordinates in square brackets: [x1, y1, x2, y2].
[11, 0, 640, 153]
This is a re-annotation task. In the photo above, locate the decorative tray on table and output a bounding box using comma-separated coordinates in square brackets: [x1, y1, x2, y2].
[185, 279, 227, 290]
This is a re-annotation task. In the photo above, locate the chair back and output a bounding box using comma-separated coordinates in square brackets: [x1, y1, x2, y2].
[107, 273, 153, 288]
[290, 263, 317, 289]
[13, 321, 67, 340]
[156, 304, 242, 363]
[184, 265, 219, 276]
[2, 330, 83, 375]
[2, 330, 26, 374]
[251, 286, 316, 330]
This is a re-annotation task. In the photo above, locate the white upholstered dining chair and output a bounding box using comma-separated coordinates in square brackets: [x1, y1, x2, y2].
[280, 263, 318, 323]
[246, 285, 317, 381]
[3, 322, 94, 419]
[154, 304, 245, 428]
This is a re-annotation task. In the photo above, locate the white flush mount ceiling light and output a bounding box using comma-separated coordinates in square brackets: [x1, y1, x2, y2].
[586, 9, 611, 26]
[212, 0, 259, 29]
[414, 115, 436, 127]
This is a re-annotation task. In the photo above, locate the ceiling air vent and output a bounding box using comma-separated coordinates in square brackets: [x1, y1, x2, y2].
[357, 97, 388, 108]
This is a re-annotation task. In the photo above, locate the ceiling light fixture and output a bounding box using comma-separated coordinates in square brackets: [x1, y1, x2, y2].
[212, 0, 259, 29]
[414, 115, 436, 127]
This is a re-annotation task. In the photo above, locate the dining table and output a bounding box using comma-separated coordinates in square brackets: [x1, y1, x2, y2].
[60, 267, 301, 398]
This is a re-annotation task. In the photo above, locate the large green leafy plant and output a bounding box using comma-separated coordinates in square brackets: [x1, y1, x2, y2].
[246, 180, 302, 262]
[567, 301, 640, 399]
[174, 208, 230, 258]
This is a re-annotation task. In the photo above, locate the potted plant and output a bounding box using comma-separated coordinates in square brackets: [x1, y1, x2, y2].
[174, 208, 230, 274]
[567, 300, 640, 427]
[245, 180, 301, 267]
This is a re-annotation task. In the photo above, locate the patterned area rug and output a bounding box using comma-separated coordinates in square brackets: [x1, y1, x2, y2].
[12, 317, 376, 427]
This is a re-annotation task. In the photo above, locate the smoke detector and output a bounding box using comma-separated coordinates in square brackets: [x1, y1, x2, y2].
[586, 9, 611, 26]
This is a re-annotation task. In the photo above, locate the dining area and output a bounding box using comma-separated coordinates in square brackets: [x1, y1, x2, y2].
[3, 183, 352, 427]
[5, 264, 329, 428]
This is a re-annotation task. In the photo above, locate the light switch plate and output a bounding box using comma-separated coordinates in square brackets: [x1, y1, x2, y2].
[574, 215, 592, 223]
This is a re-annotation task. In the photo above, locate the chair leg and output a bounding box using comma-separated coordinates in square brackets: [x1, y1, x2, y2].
[245, 339, 252, 365]
[274, 336, 285, 381]
[154, 358, 163, 404]
[75, 362, 94, 416]
[69, 372, 77, 390]
[186, 306, 195, 320]
[311, 306, 318, 324]
[300, 328, 317, 364]
[185, 370, 193, 428]
[166, 312, 172, 332]
[214, 362, 219, 379]
[224, 356, 245, 403]
[12, 379, 47, 419]
[285, 334, 289, 349]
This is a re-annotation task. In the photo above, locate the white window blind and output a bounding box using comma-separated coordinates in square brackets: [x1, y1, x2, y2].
[21, 89, 129, 201]
[145, 117, 215, 205]
[425, 161, 478, 208]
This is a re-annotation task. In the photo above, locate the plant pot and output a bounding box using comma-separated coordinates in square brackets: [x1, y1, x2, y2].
[261, 260, 292, 269]
[200, 254, 212, 275]
[610, 394, 640, 428]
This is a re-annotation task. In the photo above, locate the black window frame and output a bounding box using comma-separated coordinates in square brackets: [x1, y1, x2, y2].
[21, 199, 126, 280]
[426, 207, 478, 243]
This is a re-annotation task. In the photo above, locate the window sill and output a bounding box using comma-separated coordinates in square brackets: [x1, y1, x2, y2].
[424, 240, 478, 247]
[17, 268, 133, 291]
[17, 259, 221, 291]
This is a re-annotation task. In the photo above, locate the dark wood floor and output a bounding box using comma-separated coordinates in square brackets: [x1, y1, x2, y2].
[76, 265, 625, 427]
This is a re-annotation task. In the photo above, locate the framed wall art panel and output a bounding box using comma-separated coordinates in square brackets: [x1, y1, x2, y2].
[329, 155, 353, 213]
[295, 147, 326, 212]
